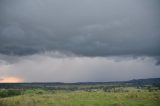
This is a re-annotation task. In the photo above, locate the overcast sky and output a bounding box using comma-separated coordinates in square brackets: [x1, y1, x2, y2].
[0, 0, 160, 82]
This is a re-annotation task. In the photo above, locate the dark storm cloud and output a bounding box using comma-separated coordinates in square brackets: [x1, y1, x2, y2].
[0, 0, 160, 57]
[155, 56, 160, 65]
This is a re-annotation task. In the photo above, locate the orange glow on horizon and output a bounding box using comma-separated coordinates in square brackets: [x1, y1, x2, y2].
[0, 76, 23, 83]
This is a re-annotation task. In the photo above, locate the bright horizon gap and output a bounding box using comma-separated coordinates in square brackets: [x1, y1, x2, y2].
[0, 76, 23, 83]
[0, 77, 159, 83]
[0, 56, 160, 82]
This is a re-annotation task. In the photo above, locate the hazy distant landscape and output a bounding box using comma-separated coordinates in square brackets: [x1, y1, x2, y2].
[0, 78, 160, 106]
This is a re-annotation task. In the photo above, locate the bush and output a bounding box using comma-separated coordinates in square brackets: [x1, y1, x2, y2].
[7, 89, 21, 96]
[0, 89, 21, 98]
[0, 89, 8, 97]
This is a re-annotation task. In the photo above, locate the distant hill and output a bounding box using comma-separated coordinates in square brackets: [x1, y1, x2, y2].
[127, 78, 160, 86]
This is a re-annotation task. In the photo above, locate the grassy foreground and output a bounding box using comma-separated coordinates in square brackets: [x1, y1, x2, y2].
[0, 88, 160, 106]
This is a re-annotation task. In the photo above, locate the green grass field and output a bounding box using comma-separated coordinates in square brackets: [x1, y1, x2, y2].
[0, 88, 160, 106]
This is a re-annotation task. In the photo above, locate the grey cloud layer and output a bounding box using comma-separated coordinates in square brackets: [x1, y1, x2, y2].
[0, 0, 160, 57]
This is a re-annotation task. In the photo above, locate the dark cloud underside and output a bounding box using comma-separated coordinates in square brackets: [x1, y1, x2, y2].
[0, 0, 160, 57]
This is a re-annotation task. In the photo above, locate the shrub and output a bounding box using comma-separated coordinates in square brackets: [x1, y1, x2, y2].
[0, 89, 21, 98]
[7, 89, 21, 96]
[0, 89, 8, 97]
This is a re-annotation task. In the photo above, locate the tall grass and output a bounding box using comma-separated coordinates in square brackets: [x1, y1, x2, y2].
[0, 88, 160, 106]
